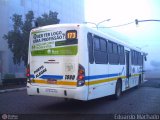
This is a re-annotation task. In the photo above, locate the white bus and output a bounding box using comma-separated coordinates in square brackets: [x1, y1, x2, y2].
[27, 24, 147, 101]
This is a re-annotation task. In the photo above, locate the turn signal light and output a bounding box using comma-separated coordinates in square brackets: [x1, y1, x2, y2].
[26, 64, 30, 78]
[78, 75, 84, 80]
[77, 64, 85, 87]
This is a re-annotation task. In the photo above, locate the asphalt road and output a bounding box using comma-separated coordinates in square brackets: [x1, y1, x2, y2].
[0, 79, 160, 119]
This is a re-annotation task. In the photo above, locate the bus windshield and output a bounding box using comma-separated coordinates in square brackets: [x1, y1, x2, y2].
[30, 29, 78, 56]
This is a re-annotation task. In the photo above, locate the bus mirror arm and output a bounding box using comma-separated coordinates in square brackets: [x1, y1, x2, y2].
[144, 53, 148, 61]
[142, 70, 146, 73]
[144, 56, 147, 61]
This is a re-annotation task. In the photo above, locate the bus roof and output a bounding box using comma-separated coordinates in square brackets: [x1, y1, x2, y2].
[31, 23, 146, 54]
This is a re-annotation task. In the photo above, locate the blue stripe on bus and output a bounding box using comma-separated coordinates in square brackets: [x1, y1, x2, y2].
[30, 75, 35, 78]
[30, 73, 121, 80]
[84, 73, 120, 80]
[40, 75, 63, 79]
[30, 75, 63, 79]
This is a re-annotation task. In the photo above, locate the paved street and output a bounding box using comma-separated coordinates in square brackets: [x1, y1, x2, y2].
[0, 79, 160, 115]
[0, 79, 160, 120]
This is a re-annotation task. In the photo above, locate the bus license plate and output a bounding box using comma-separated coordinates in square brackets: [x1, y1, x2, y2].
[45, 89, 57, 93]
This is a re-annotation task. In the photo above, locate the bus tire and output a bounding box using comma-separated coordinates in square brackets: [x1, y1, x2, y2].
[114, 80, 122, 99]
[137, 75, 142, 88]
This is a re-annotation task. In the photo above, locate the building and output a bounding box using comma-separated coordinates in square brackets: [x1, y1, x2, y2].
[0, 0, 85, 83]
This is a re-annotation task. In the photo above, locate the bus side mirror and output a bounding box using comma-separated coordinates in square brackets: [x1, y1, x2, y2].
[144, 56, 147, 61]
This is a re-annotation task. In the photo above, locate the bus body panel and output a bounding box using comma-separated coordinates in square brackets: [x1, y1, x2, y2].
[29, 56, 78, 87]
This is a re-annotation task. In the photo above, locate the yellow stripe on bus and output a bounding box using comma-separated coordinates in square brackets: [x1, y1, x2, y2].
[57, 81, 77, 86]
[86, 76, 126, 86]
[31, 79, 48, 84]
[31, 79, 77, 86]
[132, 74, 140, 77]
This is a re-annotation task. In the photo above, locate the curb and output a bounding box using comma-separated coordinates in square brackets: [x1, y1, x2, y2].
[0, 87, 26, 94]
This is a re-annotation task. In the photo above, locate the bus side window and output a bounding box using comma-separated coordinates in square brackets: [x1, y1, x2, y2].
[100, 38, 108, 63]
[131, 50, 134, 65]
[108, 41, 113, 53]
[113, 43, 119, 64]
[131, 50, 136, 65]
[94, 37, 100, 50]
[137, 52, 141, 65]
[135, 51, 138, 65]
[108, 41, 113, 64]
[108, 41, 119, 65]
[119, 45, 125, 65]
[100, 38, 107, 52]
[94, 36, 108, 64]
[87, 33, 94, 64]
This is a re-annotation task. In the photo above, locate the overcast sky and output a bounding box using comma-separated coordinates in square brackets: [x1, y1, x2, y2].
[85, 0, 160, 70]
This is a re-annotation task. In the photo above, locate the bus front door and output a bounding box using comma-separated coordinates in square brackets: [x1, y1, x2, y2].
[125, 50, 131, 89]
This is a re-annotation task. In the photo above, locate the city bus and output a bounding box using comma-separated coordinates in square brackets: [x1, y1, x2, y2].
[27, 24, 147, 101]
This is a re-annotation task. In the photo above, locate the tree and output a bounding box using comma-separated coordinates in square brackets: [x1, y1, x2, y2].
[36, 11, 60, 26]
[3, 11, 60, 66]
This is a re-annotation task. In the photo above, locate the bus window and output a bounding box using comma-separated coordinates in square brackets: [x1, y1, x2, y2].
[119, 45, 125, 65]
[131, 50, 133, 65]
[94, 37, 100, 50]
[138, 52, 141, 65]
[135, 51, 138, 65]
[87, 33, 94, 64]
[108, 41, 113, 53]
[113, 43, 118, 54]
[131, 50, 136, 65]
[108, 41, 119, 65]
[100, 38, 107, 52]
[94, 36, 108, 64]
[113, 43, 119, 64]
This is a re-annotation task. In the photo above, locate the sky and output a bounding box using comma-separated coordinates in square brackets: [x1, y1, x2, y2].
[85, 0, 160, 70]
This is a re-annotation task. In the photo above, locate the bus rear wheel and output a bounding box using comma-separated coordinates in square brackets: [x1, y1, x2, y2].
[114, 80, 122, 99]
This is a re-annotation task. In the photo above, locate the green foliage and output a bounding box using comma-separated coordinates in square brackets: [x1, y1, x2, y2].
[37, 11, 60, 26]
[3, 10, 60, 66]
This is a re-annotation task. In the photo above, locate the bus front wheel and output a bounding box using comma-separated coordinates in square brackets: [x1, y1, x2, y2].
[114, 80, 122, 99]
[136, 75, 142, 88]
